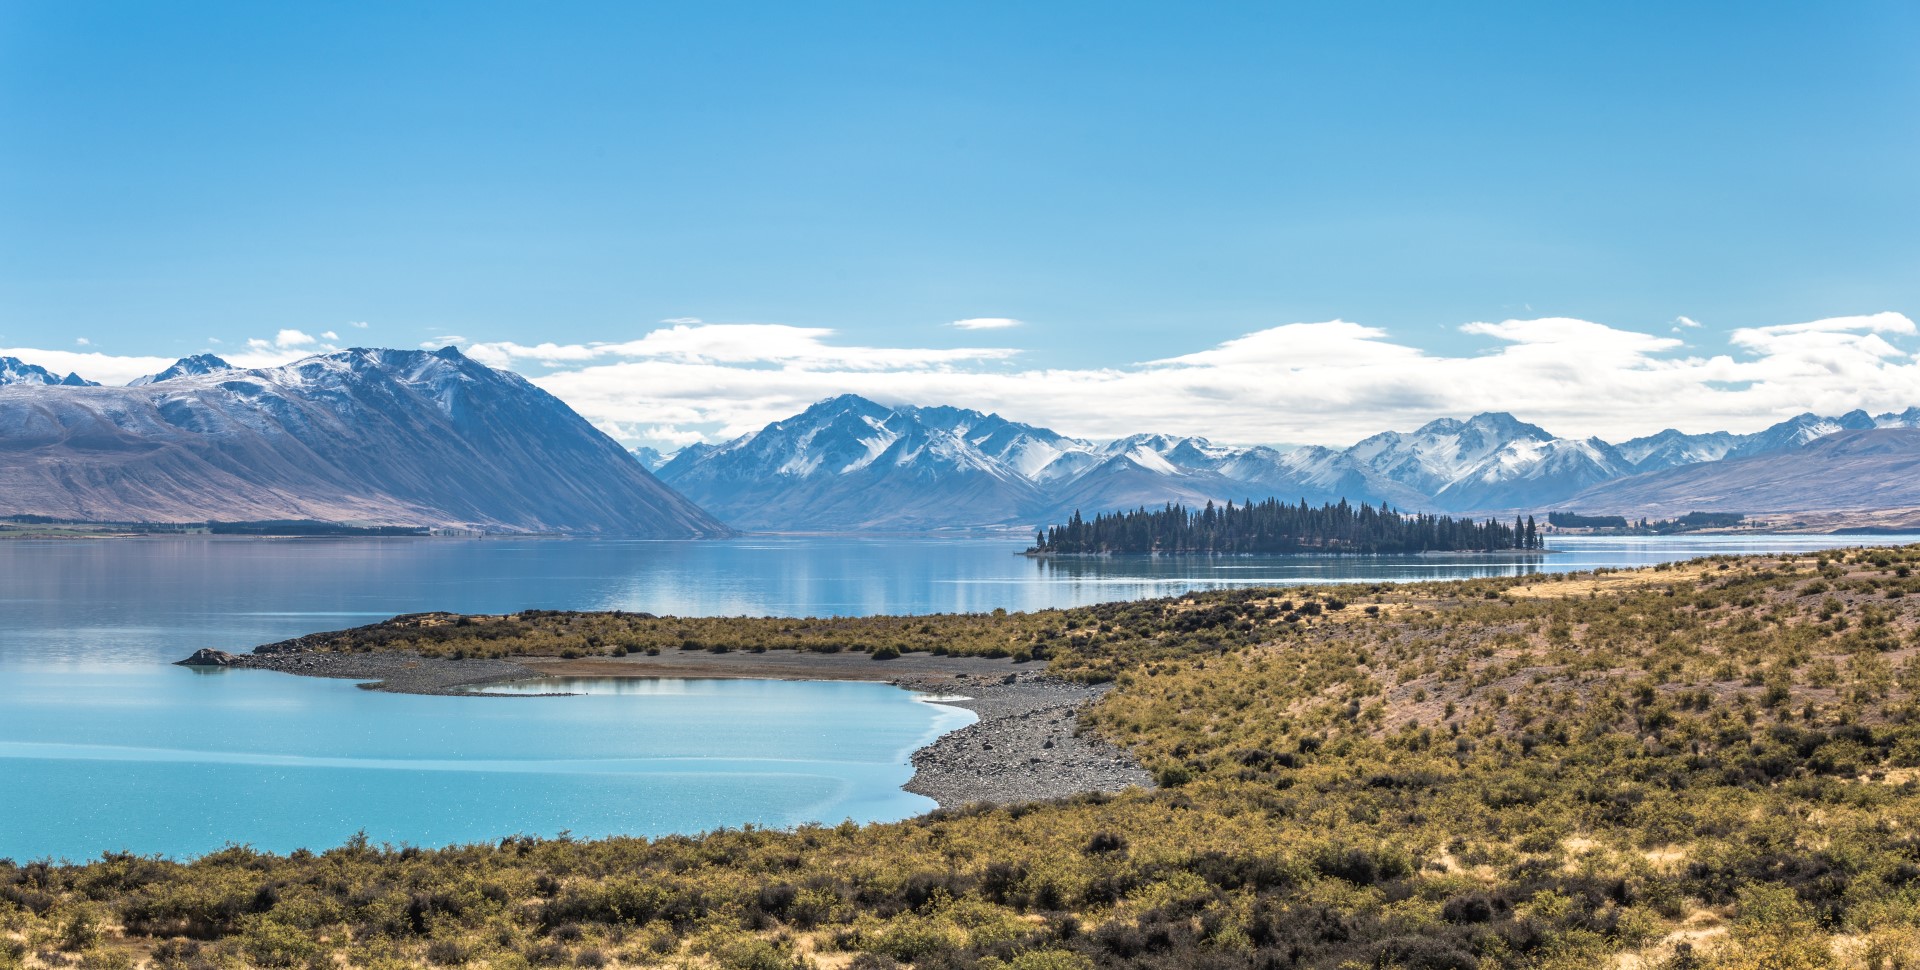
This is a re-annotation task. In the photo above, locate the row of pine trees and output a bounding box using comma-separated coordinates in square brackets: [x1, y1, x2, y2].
[1028, 498, 1543, 555]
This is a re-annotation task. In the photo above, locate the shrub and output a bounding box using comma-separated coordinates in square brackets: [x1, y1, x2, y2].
[77, 950, 133, 970]
[427, 940, 471, 965]
[1152, 764, 1191, 788]
[237, 917, 325, 969]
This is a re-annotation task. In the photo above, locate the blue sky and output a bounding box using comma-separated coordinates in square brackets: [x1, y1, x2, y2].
[2, 3, 1918, 446]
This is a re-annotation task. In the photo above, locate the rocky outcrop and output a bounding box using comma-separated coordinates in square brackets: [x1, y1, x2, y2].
[176, 648, 240, 666]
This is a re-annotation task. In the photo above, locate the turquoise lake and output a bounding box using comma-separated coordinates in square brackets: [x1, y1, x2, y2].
[3, 532, 1915, 861]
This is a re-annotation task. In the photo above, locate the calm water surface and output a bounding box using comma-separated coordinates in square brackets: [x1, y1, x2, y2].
[3, 533, 1913, 861]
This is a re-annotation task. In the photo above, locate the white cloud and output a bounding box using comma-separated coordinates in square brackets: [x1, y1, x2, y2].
[592, 422, 709, 448]
[274, 329, 317, 349]
[0, 348, 177, 386]
[642, 425, 709, 448]
[321, 330, 339, 341]
[506, 314, 1920, 449]
[1675, 315, 1703, 329]
[420, 336, 467, 349]
[350, 321, 370, 329]
[660, 317, 703, 325]
[74, 337, 90, 346]
[465, 324, 1017, 372]
[951, 317, 1023, 330]
[10, 313, 1919, 450]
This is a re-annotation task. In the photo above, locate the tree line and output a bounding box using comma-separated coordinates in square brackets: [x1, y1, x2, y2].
[1550, 510, 1746, 534]
[1028, 498, 1542, 555]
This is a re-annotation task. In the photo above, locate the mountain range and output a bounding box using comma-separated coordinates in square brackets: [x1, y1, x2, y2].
[1558, 429, 1920, 519]
[0, 348, 727, 537]
[0, 356, 99, 388]
[5, 348, 1916, 534]
[655, 395, 1920, 531]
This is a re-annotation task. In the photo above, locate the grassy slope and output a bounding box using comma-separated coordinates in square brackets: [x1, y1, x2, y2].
[7, 548, 1920, 970]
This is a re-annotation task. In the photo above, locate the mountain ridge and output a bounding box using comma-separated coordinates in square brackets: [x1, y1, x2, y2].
[0, 356, 99, 388]
[655, 395, 1920, 530]
[0, 348, 728, 536]
[5, 348, 1914, 533]
[1554, 428, 1920, 517]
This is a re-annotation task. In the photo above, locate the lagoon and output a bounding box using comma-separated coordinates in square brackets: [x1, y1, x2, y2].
[2, 532, 1913, 861]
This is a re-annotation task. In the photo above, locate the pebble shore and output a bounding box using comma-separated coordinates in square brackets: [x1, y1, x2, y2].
[893, 670, 1153, 807]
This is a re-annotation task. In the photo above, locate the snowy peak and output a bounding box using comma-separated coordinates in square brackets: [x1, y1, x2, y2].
[1616, 428, 1741, 472]
[128, 354, 233, 386]
[1111, 444, 1183, 476]
[955, 414, 1096, 479]
[0, 357, 97, 387]
[1876, 407, 1920, 429]
[654, 398, 1920, 530]
[1731, 410, 1879, 459]
[0, 346, 726, 536]
[654, 394, 1045, 531]
[1411, 412, 1550, 443]
[1102, 433, 1192, 457]
[741, 394, 911, 477]
[690, 395, 1095, 487]
[1345, 411, 1560, 500]
[1408, 427, 1631, 510]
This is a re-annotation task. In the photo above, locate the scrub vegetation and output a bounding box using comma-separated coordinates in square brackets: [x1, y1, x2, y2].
[10, 547, 1920, 969]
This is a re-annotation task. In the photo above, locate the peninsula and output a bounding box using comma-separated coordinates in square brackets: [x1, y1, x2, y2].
[97, 544, 1920, 969]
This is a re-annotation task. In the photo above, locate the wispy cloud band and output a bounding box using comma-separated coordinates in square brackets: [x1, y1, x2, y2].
[9, 313, 1916, 450]
[473, 312, 1920, 448]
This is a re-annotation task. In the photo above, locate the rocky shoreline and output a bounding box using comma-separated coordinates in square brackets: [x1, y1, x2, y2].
[892, 670, 1152, 807]
[178, 646, 1152, 808]
[179, 647, 541, 695]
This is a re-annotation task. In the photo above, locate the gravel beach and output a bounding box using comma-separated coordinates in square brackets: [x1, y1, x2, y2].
[179, 646, 1152, 808]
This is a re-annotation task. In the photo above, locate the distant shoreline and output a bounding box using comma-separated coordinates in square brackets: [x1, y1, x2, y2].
[177, 647, 1152, 809]
[0, 519, 465, 540]
[11, 514, 1920, 542]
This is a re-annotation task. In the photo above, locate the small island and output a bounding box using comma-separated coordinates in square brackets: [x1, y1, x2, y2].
[1027, 498, 1543, 556]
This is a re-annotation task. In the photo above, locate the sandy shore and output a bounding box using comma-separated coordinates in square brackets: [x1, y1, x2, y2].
[180, 647, 1152, 808]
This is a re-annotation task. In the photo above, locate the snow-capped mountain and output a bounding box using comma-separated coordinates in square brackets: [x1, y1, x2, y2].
[1340, 413, 1633, 510]
[11, 346, 1908, 534]
[628, 445, 669, 471]
[1616, 428, 1742, 473]
[658, 394, 1920, 531]
[656, 395, 1043, 531]
[1613, 410, 1918, 474]
[127, 353, 233, 386]
[0, 356, 97, 387]
[1729, 410, 1878, 459]
[1039, 442, 1247, 524]
[1878, 407, 1920, 429]
[1563, 429, 1920, 517]
[0, 348, 727, 536]
[921, 408, 1096, 481]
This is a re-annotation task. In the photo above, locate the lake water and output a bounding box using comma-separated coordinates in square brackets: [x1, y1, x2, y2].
[3, 532, 1914, 861]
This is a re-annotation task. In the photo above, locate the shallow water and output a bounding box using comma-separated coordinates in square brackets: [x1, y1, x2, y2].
[1, 532, 1911, 861]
